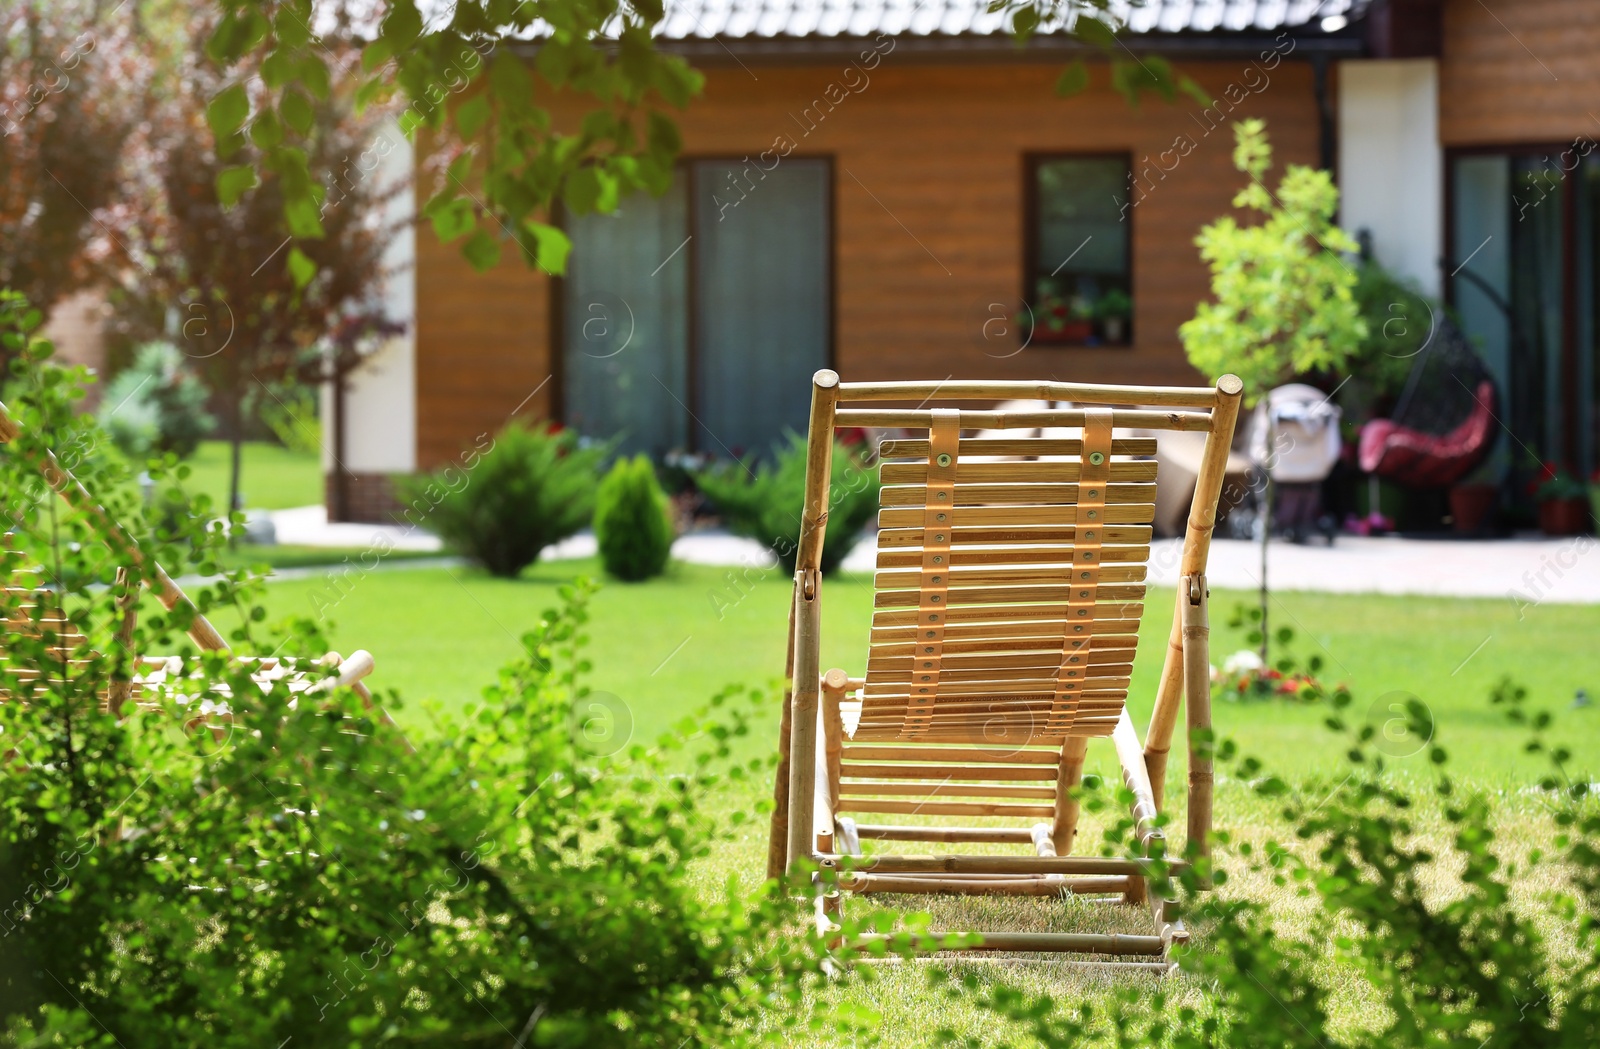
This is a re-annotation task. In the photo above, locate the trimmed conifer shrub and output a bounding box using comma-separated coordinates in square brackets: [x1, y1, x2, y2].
[593, 454, 675, 581]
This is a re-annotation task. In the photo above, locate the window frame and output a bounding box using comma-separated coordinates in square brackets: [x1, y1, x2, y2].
[1022, 151, 1135, 350]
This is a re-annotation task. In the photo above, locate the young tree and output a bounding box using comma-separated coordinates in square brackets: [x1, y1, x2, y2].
[0, 0, 147, 359]
[1180, 118, 1366, 659]
[112, 11, 402, 515]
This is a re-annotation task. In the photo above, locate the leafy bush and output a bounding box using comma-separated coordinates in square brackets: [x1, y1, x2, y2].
[257, 382, 322, 456]
[96, 341, 215, 460]
[946, 680, 1600, 1049]
[593, 454, 675, 581]
[0, 321, 865, 1047]
[401, 421, 605, 578]
[695, 435, 880, 575]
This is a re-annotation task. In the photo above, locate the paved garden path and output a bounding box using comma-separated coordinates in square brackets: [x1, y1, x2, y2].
[269, 505, 1600, 604]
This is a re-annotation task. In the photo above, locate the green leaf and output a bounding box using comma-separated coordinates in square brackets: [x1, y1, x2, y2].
[430, 199, 476, 243]
[284, 194, 325, 239]
[216, 166, 259, 207]
[462, 230, 502, 272]
[298, 56, 332, 101]
[250, 109, 284, 149]
[380, 0, 423, 50]
[1055, 60, 1090, 98]
[455, 95, 491, 140]
[563, 167, 602, 215]
[361, 38, 395, 74]
[287, 246, 316, 288]
[1011, 6, 1039, 39]
[206, 83, 251, 143]
[1074, 14, 1119, 50]
[280, 89, 315, 136]
[525, 221, 572, 275]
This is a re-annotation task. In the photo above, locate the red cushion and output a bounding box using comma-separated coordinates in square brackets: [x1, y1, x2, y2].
[1357, 381, 1497, 487]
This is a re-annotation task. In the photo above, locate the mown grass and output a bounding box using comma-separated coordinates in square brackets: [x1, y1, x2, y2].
[221, 557, 1597, 1046]
[240, 557, 1599, 780]
[166, 439, 322, 511]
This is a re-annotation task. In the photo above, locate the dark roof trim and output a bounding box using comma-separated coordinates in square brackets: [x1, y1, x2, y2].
[641, 29, 1367, 66]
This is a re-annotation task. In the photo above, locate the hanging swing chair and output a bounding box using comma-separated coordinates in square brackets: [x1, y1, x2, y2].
[1357, 315, 1499, 488]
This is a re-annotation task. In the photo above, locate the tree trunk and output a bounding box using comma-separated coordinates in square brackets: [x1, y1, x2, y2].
[228, 391, 244, 545]
[1259, 410, 1274, 664]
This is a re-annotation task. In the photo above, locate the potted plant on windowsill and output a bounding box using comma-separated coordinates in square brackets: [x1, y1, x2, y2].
[1531, 461, 1591, 536]
[1030, 292, 1093, 344]
[1094, 288, 1132, 345]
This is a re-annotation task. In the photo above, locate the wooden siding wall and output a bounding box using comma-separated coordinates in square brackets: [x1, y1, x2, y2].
[415, 55, 1321, 467]
[1439, 0, 1600, 144]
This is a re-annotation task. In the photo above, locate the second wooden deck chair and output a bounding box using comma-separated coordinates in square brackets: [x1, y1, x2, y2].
[767, 370, 1243, 962]
[0, 400, 378, 722]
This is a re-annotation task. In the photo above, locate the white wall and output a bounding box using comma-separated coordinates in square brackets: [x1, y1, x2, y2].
[1337, 59, 1442, 297]
[324, 117, 417, 475]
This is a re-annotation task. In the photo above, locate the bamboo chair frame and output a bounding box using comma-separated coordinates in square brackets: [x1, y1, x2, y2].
[0, 399, 379, 719]
[766, 370, 1244, 964]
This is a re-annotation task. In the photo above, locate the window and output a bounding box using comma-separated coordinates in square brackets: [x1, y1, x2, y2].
[561, 159, 831, 460]
[1026, 155, 1132, 347]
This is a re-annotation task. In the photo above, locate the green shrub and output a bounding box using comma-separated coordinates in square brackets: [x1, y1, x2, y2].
[401, 421, 605, 578]
[593, 454, 675, 581]
[257, 382, 322, 456]
[0, 322, 871, 1047]
[950, 680, 1600, 1049]
[96, 341, 215, 461]
[695, 435, 880, 575]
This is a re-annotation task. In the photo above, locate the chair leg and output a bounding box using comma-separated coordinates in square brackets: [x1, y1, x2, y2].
[815, 669, 847, 854]
[1182, 573, 1213, 884]
[786, 569, 823, 874]
[1049, 736, 1089, 854]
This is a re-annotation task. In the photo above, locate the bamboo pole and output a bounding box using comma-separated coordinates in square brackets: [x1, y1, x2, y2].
[767, 594, 798, 881]
[852, 931, 1165, 956]
[787, 578, 823, 873]
[0, 400, 227, 652]
[854, 854, 1160, 876]
[839, 874, 1129, 896]
[785, 371, 840, 874]
[1183, 574, 1214, 887]
[853, 824, 1035, 844]
[1144, 374, 1243, 804]
[794, 369, 840, 576]
[835, 408, 1212, 432]
[1050, 735, 1090, 854]
[835, 379, 1218, 408]
[819, 667, 848, 853]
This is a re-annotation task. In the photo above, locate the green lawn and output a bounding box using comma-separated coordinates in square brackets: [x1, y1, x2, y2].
[214, 544, 443, 572]
[202, 557, 1597, 1045]
[174, 439, 322, 511]
[232, 557, 1600, 783]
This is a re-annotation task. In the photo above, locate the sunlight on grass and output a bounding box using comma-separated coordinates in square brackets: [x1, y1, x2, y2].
[222, 556, 1598, 1045]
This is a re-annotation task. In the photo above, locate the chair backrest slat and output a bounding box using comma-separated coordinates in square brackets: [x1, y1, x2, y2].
[850, 395, 1180, 745]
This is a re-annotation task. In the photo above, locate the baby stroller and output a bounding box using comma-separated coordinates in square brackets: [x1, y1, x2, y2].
[1243, 383, 1343, 544]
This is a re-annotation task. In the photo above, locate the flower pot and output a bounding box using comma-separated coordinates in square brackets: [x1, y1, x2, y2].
[1538, 496, 1590, 536]
[1101, 316, 1127, 344]
[1448, 482, 1497, 534]
[1035, 320, 1094, 345]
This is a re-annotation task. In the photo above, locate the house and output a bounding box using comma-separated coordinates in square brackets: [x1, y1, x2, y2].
[330, 0, 1599, 523]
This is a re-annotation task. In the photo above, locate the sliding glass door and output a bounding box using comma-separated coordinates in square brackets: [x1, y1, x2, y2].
[1448, 148, 1599, 482]
[563, 160, 831, 461]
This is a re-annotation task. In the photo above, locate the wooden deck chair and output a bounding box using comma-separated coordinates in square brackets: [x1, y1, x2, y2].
[0, 400, 378, 722]
[766, 370, 1243, 963]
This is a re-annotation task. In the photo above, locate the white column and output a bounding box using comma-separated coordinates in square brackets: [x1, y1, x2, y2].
[324, 117, 417, 477]
[1337, 59, 1443, 298]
